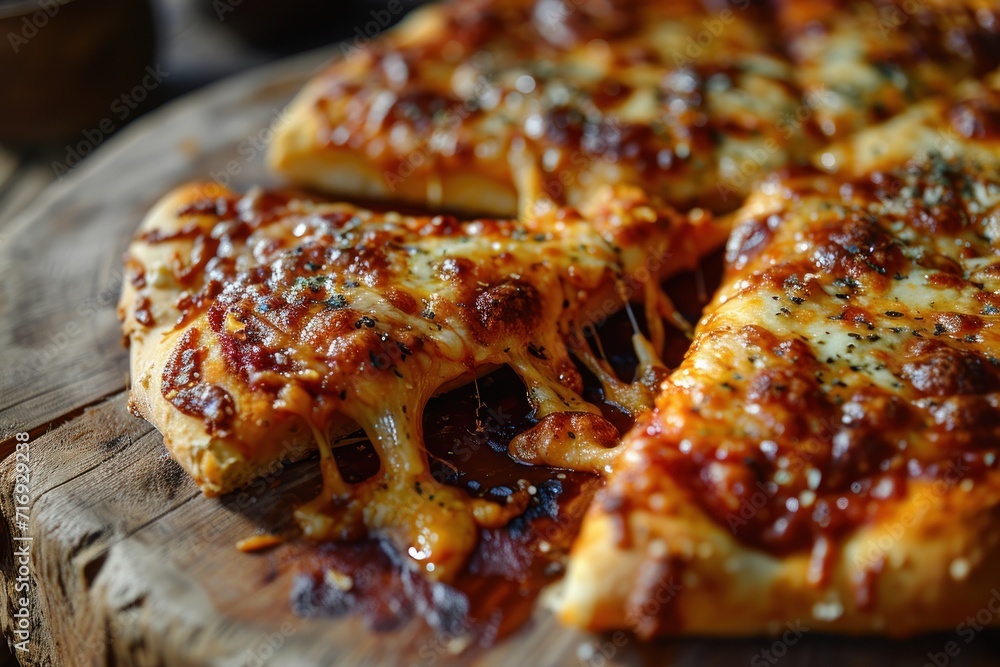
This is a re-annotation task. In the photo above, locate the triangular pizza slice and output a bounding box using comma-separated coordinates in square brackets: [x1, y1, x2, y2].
[119, 182, 725, 581]
[269, 0, 810, 216]
[557, 76, 1000, 637]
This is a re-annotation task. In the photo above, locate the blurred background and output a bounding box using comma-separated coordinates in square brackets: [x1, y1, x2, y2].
[0, 0, 427, 226]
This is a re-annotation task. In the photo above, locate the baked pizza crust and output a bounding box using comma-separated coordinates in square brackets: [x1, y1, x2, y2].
[268, 0, 811, 216]
[556, 82, 1000, 636]
[120, 182, 322, 495]
[559, 462, 1000, 637]
[268, 3, 520, 216]
[269, 125, 519, 217]
[774, 0, 1000, 138]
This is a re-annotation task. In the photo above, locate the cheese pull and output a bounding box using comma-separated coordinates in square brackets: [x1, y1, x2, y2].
[122, 181, 720, 584]
[509, 412, 620, 474]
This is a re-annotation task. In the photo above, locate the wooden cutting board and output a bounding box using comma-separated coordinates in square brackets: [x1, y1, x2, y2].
[1, 47, 998, 667]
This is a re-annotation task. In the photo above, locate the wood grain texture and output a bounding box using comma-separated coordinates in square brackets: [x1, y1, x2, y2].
[7, 396, 1000, 666]
[0, 47, 329, 455]
[1, 45, 998, 667]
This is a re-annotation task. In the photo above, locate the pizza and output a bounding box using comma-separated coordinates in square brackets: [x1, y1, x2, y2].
[118, 0, 1000, 644]
[270, 0, 1000, 220]
[556, 80, 1000, 637]
[268, 0, 811, 217]
[119, 181, 724, 580]
[774, 0, 1000, 139]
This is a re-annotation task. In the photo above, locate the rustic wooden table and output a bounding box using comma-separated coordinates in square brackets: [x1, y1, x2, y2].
[3, 61, 1000, 664]
[0, 146, 47, 667]
[0, 3, 393, 663]
[2, 2, 999, 666]
[0, 0, 254, 656]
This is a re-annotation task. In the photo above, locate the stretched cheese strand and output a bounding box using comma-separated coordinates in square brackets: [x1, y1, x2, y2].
[508, 136, 552, 220]
[358, 398, 480, 581]
[126, 176, 729, 588]
[568, 330, 656, 418]
[642, 278, 668, 356]
[292, 365, 537, 579]
[291, 234, 680, 576]
[204, 184, 711, 581]
[507, 348, 602, 418]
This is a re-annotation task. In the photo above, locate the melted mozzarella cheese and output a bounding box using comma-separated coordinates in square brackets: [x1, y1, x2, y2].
[124, 183, 723, 580]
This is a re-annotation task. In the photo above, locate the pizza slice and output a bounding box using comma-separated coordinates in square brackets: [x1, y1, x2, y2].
[269, 0, 810, 217]
[556, 86, 1000, 637]
[119, 181, 725, 581]
[774, 0, 1000, 139]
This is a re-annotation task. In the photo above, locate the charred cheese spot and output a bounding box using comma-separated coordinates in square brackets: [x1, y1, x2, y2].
[471, 279, 541, 344]
[726, 212, 782, 271]
[899, 339, 1000, 397]
[162, 329, 236, 436]
[807, 214, 904, 289]
[135, 183, 697, 581]
[604, 153, 1000, 562]
[776, 0, 1000, 138]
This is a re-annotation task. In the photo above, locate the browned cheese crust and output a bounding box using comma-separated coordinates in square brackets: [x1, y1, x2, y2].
[119, 181, 725, 581]
[775, 0, 1000, 138]
[270, 0, 1000, 218]
[269, 0, 812, 216]
[558, 76, 1000, 637]
[120, 0, 1000, 638]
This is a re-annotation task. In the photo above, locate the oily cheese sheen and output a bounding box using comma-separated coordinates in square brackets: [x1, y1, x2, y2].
[119, 182, 723, 581]
[270, 0, 1000, 216]
[269, 0, 811, 216]
[117, 0, 1000, 641]
[557, 78, 1000, 637]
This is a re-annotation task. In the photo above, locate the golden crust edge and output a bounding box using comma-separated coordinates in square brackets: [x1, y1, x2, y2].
[119, 182, 320, 497]
[265, 2, 525, 217]
[555, 455, 1000, 637]
[267, 74, 520, 217]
